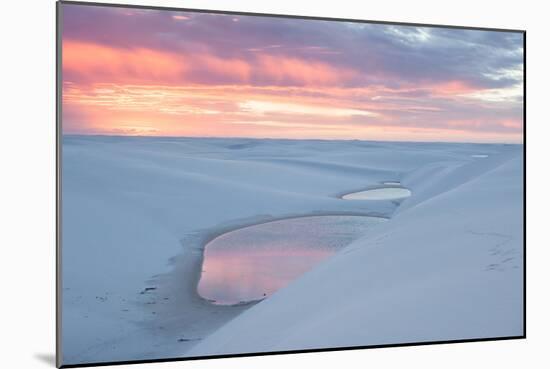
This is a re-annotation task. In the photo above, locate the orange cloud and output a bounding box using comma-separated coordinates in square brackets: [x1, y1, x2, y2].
[63, 40, 361, 88]
[257, 55, 359, 86]
[60, 40, 522, 143]
[201, 54, 252, 83]
[172, 15, 190, 21]
[429, 80, 477, 95]
[63, 40, 188, 83]
[63, 81, 524, 141]
[500, 119, 522, 129]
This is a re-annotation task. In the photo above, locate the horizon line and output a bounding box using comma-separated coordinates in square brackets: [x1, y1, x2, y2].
[61, 133, 524, 146]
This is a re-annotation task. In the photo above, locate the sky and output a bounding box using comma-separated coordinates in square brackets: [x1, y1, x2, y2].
[61, 4, 524, 143]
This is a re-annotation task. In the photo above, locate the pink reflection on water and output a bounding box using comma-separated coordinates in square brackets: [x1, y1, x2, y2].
[199, 248, 333, 304]
[198, 215, 384, 305]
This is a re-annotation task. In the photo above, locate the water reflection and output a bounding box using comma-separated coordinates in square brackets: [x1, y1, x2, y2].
[198, 215, 385, 305]
[342, 187, 412, 200]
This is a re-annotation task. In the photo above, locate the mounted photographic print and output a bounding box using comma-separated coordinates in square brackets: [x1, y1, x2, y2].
[57, 1, 525, 367]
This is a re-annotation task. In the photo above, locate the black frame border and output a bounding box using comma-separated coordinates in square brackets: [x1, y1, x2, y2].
[56, 1, 527, 368]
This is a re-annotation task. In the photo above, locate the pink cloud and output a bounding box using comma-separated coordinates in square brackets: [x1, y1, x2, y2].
[63, 40, 189, 83]
[63, 40, 363, 88]
[255, 54, 359, 86]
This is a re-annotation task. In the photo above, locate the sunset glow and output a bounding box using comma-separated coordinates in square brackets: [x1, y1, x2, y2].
[62, 4, 524, 143]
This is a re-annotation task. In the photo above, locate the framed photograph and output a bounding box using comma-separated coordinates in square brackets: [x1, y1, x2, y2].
[57, 1, 525, 367]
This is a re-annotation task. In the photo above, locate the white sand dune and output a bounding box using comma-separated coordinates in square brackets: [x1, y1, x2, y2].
[61, 136, 523, 365]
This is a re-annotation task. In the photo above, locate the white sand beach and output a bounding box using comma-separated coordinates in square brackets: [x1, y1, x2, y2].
[61, 136, 523, 364]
